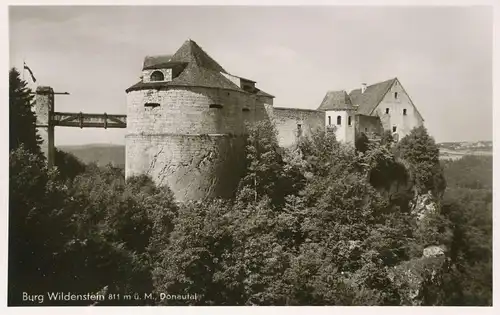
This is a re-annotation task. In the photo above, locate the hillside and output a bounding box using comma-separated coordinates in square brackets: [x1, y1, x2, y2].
[58, 141, 492, 166]
[438, 141, 492, 160]
[58, 144, 125, 167]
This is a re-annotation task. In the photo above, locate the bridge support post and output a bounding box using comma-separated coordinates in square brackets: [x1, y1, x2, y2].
[35, 86, 55, 168]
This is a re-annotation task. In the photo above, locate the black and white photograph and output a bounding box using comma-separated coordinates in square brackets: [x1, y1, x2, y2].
[3, 2, 495, 310]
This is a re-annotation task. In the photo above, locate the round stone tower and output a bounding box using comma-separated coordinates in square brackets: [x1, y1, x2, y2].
[125, 40, 273, 202]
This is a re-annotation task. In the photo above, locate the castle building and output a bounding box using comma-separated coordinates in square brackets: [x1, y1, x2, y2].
[125, 39, 425, 201]
[125, 39, 274, 202]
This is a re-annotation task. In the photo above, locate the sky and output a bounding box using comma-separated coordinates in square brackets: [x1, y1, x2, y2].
[9, 5, 493, 145]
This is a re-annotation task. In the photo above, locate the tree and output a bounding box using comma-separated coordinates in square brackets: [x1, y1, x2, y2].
[54, 149, 87, 181]
[8, 146, 75, 305]
[380, 130, 394, 147]
[394, 126, 446, 197]
[237, 120, 303, 208]
[9, 68, 41, 154]
[355, 132, 370, 153]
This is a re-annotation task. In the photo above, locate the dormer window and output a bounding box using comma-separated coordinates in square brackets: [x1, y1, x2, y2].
[150, 71, 164, 82]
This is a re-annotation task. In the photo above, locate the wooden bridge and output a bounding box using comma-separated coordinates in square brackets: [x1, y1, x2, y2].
[52, 112, 127, 129]
[34, 86, 127, 167]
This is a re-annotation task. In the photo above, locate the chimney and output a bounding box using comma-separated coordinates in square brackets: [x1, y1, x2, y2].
[361, 83, 367, 93]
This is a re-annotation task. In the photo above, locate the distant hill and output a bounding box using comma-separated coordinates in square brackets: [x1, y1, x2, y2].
[437, 141, 492, 160]
[58, 144, 125, 167]
[58, 140, 493, 166]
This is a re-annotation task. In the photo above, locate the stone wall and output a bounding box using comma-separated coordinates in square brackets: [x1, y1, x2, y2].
[142, 68, 173, 83]
[126, 86, 264, 202]
[373, 80, 424, 140]
[127, 87, 252, 136]
[273, 107, 325, 148]
[126, 133, 246, 202]
[34, 86, 55, 167]
[356, 114, 384, 138]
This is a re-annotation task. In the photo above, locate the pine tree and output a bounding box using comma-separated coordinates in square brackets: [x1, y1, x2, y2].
[9, 67, 41, 154]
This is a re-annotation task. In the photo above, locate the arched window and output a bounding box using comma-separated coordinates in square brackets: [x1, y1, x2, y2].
[150, 71, 164, 82]
[337, 115, 341, 125]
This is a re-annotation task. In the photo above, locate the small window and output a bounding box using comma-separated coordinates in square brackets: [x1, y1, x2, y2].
[337, 115, 341, 125]
[297, 124, 302, 137]
[364, 128, 368, 132]
[348, 116, 352, 126]
[328, 116, 331, 125]
[385, 108, 389, 114]
[403, 109, 407, 115]
[209, 104, 223, 109]
[392, 126, 397, 132]
[150, 71, 164, 82]
[394, 92, 398, 99]
[144, 102, 160, 108]
[242, 108, 250, 112]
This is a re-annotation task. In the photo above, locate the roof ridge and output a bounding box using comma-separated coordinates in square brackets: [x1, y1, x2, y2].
[170, 39, 227, 73]
[368, 78, 397, 115]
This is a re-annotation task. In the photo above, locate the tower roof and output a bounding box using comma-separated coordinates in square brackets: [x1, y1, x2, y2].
[317, 90, 354, 111]
[170, 39, 228, 74]
[127, 39, 243, 92]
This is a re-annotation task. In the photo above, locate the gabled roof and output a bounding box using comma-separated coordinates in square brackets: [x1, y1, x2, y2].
[349, 78, 396, 115]
[317, 90, 354, 111]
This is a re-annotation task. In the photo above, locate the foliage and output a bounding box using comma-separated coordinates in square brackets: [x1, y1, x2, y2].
[9, 68, 41, 154]
[54, 148, 87, 181]
[394, 126, 446, 197]
[355, 132, 369, 153]
[237, 120, 305, 208]
[380, 130, 394, 146]
[438, 157, 492, 306]
[9, 92, 490, 306]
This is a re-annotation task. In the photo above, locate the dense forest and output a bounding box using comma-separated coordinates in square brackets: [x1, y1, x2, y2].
[8, 68, 492, 306]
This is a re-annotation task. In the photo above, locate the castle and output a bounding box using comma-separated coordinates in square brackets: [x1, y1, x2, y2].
[125, 39, 424, 201]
